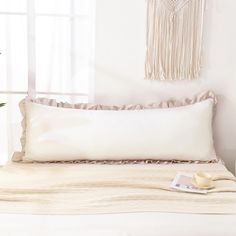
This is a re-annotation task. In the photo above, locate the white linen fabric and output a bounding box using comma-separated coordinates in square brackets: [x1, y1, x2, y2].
[0, 213, 236, 236]
[23, 99, 216, 162]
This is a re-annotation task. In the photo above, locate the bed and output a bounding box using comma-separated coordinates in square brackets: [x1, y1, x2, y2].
[0, 162, 235, 235]
[0, 91, 235, 235]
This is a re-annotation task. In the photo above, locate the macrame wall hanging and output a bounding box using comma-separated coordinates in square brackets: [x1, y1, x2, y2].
[145, 0, 206, 80]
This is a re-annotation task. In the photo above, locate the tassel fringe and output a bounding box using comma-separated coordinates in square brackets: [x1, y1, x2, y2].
[145, 0, 205, 80]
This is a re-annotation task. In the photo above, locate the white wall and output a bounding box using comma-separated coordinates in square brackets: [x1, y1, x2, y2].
[94, 0, 236, 173]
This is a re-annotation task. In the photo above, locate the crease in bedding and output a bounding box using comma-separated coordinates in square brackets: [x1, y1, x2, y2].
[0, 162, 235, 215]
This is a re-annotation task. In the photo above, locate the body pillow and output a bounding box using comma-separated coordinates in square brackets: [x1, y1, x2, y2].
[15, 91, 217, 162]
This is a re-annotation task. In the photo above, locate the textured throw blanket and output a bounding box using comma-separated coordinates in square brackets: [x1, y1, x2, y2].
[0, 162, 235, 215]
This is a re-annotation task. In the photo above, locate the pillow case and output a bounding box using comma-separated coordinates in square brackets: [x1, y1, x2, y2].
[15, 91, 217, 163]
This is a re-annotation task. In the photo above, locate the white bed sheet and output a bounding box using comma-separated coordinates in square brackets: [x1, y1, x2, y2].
[0, 212, 235, 236]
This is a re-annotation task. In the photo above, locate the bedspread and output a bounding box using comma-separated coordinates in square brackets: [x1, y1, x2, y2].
[0, 162, 235, 215]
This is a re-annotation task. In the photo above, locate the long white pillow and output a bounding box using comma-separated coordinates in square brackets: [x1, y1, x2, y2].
[22, 99, 216, 162]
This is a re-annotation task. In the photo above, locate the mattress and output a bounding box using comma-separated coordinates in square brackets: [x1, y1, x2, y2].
[0, 212, 236, 236]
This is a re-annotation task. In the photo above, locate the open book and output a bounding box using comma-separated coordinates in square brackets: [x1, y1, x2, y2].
[171, 172, 208, 194]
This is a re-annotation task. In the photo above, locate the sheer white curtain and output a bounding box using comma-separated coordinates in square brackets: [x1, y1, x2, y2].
[0, 0, 96, 164]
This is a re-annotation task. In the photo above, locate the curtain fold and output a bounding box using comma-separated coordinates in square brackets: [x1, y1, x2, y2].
[0, 0, 95, 164]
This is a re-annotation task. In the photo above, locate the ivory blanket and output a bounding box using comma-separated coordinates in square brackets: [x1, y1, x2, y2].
[0, 162, 235, 215]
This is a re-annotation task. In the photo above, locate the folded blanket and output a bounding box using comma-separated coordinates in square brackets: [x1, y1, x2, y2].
[0, 162, 235, 215]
